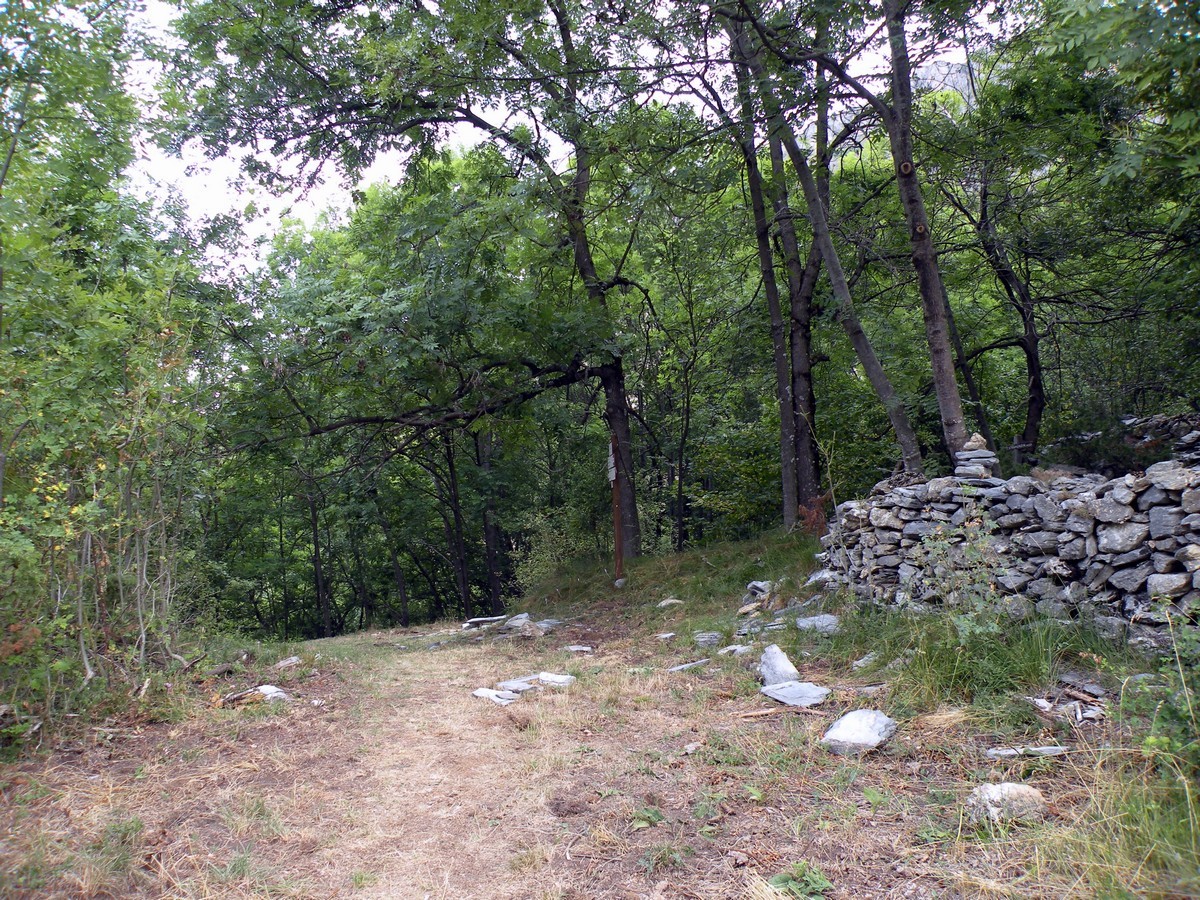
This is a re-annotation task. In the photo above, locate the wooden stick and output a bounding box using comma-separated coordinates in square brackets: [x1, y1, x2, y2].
[734, 706, 829, 719]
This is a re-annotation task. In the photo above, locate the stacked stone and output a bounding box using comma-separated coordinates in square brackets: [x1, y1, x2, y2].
[954, 434, 1001, 483]
[820, 459, 1200, 653]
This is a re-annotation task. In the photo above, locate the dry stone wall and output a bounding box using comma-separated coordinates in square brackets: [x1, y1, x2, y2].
[819, 436, 1200, 654]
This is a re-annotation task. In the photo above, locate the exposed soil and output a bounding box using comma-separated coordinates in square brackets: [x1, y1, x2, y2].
[0, 615, 1077, 899]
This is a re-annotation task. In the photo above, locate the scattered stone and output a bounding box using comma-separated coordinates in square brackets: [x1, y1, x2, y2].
[851, 652, 878, 670]
[759, 644, 800, 685]
[657, 598, 684, 608]
[537, 672, 576, 687]
[1058, 671, 1106, 698]
[655, 632, 676, 641]
[668, 659, 710, 673]
[746, 580, 773, 596]
[256, 685, 291, 702]
[820, 709, 897, 755]
[804, 570, 834, 588]
[693, 631, 723, 648]
[496, 677, 540, 693]
[536, 619, 564, 633]
[718, 644, 754, 656]
[614, 578, 627, 589]
[761, 681, 831, 707]
[462, 615, 507, 629]
[565, 645, 593, 653]
[473, 688, 520, 706]
[795, 614, 840, 635]
[964, 783, 1048, 825]
[272, 656, 302, 670]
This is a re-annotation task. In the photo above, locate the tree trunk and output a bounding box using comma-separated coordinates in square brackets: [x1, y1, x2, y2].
[377, 509, 411, 628]
[978, 177, 1046, 463]
[440, 432, 471, 618]
[306, 493, 332, 638]
[729, 25, 800, 528]
[475, 432, 504, 615]
[883, 0, 968, 456]
[600, 360, 642, 558]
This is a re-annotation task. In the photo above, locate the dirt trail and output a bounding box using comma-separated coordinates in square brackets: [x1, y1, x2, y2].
[0, 620, 1044, 899]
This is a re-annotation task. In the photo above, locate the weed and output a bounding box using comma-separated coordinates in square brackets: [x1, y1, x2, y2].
[766, 860, 833, 897]
[508, 844, 549, 873]
[629, 807, 665, 830]
[351, 870, 378, 888]
[862, 786, 888, 812]
[88, 815, 144, 875]
[637, 842, 693, 874]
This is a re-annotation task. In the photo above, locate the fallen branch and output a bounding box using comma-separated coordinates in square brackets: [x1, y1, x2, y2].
[734, 706, 830, 719]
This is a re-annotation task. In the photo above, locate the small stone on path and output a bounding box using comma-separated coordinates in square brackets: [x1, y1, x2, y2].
[820, 709, 897, 755]
[985, 746, 1069, 760]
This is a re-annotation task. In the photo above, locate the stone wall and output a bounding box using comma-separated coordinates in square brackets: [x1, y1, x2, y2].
[819, 446, 1200, 653]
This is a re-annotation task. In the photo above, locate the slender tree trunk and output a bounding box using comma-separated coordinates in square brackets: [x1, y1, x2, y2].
[377, 510, 411, 628]
[475, 432, 504, 615]
[882, 0, 968, 456]
[729, 26, 800, 527]
[599, 360, 642, 558]
[306, 493, 332, 638]
[941, 283, 999, 463]
[779, 135, 924, 473]
[978, 178, 1045, 462]
[440, 433, 471, 618]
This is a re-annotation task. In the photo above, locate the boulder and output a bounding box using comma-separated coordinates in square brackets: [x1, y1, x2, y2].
[964, 783, 1048, 826]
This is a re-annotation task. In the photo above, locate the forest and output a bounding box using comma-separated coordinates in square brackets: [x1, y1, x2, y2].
[2, 0, 1199, 731]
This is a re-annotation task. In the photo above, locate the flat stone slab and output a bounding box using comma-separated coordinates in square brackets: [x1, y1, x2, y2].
[668, 659, 710, 673]
[795, 614, 840, 635]
[496, 677, 540, 693]
[759, 644, 800, 685]
[473, 688, 520, 706]
[820, 709, 897, 755]
[565, 645, 593, 653]
[693, 631, 723, 647]
[537, 671, 576, 687]
[462, 615, 507, 629]
[760, 680, 830, 707]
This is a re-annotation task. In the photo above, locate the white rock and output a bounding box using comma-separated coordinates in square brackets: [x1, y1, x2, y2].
[537, 672, 576, 687]
[565, 645, 593, 653]
[795, 614, 840, 635]
[984, 745, 1069, 760]
[655, 632, 676, 641]
[256, 685, 292, 702]
[760, 681, 830, 707]
[668, 659, 710, 673]
[851, 652, 878, 670]
[964, 783, 1048, 825]
[472, 688, 520, 706]
[746, 580, 773, 596]
[272, 656, 302, 670]
[657, 597, 684, 608]
[760, 644, 800, 685]
[462, 615, 507, 629]
[820, 709, 897, 755]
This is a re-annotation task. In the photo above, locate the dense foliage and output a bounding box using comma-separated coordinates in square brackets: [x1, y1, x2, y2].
[2, 0, 1198, 739]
